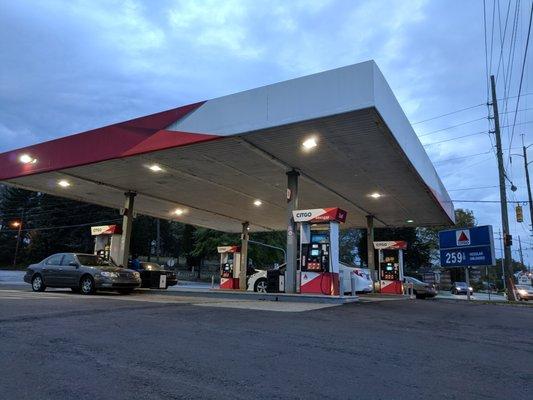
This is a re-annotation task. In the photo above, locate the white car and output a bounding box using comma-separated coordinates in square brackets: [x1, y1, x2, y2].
[247, 263, 373, 294]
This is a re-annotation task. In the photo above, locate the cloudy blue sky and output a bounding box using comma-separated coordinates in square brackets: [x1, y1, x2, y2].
[1, 0, 532, 265]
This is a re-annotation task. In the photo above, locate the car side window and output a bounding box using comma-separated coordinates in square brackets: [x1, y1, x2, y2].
[61, 254, 76, 266]
[45, 254, 63, 265]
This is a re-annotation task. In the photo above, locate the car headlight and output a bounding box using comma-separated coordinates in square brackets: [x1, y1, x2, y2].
[133, 272, 140, 279]
[518, 289, 527, 296]
[100, 271, 119, 278]
[468, 287, 473, 291]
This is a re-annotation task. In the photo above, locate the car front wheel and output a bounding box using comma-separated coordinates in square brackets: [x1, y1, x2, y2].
[80, 275, 95, 295]
[254, 279, 268, 293]
[31, 274, 46, 292]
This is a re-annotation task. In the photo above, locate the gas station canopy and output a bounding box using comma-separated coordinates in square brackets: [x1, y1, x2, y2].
[0, 61, 454, 232]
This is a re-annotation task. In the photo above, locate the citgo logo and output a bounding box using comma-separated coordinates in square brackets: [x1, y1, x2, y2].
[296, 212, 312, 218]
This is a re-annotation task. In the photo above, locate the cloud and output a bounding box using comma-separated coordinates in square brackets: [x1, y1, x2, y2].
[0, 0, 531, 264]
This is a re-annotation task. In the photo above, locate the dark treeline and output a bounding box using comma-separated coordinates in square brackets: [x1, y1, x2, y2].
[2, 185, 525, 274]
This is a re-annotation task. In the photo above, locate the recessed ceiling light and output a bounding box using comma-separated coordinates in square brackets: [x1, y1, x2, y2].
[302, 137, 318, 150]
[19, 154, 37, 164]
[174, 208, 184, 216]
[58, 180, 71, 188]
[253, 199, 262, 206]
[370, 192, 382, 199]
[406, 219, 414, 223]
[148, 164, 163, 172]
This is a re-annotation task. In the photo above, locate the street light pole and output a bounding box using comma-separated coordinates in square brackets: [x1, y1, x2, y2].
[12, 219, 23, 267]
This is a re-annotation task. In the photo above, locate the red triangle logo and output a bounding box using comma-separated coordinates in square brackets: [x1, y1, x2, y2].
[458, 231, 468, 242]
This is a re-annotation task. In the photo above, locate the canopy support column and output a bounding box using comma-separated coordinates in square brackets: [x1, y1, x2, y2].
[118, 191, 136, 267]
[366, 215, 376, 292]
[286, 169, 299, 293]
[239, 221, 249, 290]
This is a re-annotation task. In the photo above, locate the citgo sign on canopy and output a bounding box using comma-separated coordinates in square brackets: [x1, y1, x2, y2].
[438, 225, 496, 267]
[292, 208, 347, 223]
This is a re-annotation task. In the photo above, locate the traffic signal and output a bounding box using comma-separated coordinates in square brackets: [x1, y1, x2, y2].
[504, 234, 513, 247]
[516, 205, 523, 223]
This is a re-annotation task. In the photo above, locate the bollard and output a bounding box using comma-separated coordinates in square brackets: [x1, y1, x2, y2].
[211, 274, 215, 289]
[350, 272, 357, 297]
[338, 271, 344, 297]
[409, 282, 415, 299]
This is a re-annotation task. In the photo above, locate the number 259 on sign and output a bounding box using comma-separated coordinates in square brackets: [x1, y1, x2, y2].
[444, 251, 466, 264]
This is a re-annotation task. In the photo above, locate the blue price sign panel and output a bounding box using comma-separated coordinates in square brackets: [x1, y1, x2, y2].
[439, 225, 496, 267]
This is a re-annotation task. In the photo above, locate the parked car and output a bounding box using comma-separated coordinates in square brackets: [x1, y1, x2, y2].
[403, 276, 438, 299]
[130, 262, 178, 288]
[515, 284, 533, 301]
[23, 253, 141, 295]
[450, 281, 474, 295]
[246, 263, 373, 294]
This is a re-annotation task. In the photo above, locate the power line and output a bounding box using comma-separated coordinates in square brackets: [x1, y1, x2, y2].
[3, 218, 123, 233]
[451, 199, 530, 203]
[423, 120, 533, 146]
[411, 92, 533, 126]
[418, 117, 487, 137]
[508, 2, 533, 158]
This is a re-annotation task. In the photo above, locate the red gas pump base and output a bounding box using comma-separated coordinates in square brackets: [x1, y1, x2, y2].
[379, 280, 403, 294]
[220, 277, 239, 290]
[300, 272, 339, 296]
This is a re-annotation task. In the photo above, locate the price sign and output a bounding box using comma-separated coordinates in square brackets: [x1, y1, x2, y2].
[439, 225, 495, 267]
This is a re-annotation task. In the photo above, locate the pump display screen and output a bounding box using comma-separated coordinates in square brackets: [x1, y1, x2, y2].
[310, 249, 320, 256]
[311, 234, 328, 243]
[386, 265, 393, 271]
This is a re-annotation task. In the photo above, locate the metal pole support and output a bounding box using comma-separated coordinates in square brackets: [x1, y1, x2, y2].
[339, 270, 344, 298]
[350, 272, 357, 297]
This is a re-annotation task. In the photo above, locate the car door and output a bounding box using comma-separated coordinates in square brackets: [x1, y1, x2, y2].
[60, 254, 80, 287]
[42, 254, 64, 286]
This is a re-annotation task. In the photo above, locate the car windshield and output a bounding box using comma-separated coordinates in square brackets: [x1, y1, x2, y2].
[516, 285, 532, 290]
[76, 255, 113, 267]
[142, 263, 163, 271]
[455, 282, 468, 287]
[407, 277, 425, 285]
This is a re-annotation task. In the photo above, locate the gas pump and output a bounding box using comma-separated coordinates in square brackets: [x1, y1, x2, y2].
[373, 241, 406, 294]
[218, 245, 242, 290]
[293, 208, 347, 295]
[91, 225, 122, 263]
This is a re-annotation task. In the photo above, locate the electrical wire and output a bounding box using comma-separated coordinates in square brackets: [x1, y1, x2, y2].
[508, 2, 533, 158]
[6, 219, 123, 232]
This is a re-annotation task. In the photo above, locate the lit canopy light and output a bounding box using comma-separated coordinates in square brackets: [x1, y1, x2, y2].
[173, 208, 185, 216]
[11, 221, 21, 228]
[148, 164, 163, 172]
[302, 137, 318, 151]
[57, 180, 71, 188]
[406, 219, 414, 223]
[19, 154, 37, 164]
[369, 192, 382, 199]
[253, 199, 262, 206]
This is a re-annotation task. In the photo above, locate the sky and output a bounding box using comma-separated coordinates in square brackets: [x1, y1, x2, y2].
[1, 0, 532, 266]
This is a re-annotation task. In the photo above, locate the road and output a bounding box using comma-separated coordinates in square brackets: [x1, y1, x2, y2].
[1, 285, 532, 400]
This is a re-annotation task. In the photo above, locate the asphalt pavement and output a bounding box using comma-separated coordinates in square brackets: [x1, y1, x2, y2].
[0, 284, 532, 400]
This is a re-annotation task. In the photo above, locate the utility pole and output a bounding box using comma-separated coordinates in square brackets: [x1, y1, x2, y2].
[499, 229, 506, 290]
[518, 235, 524, 267]
[490, 75, 516, 301]
[156, 218, 161, 264]
[521, 134, 533, 232]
